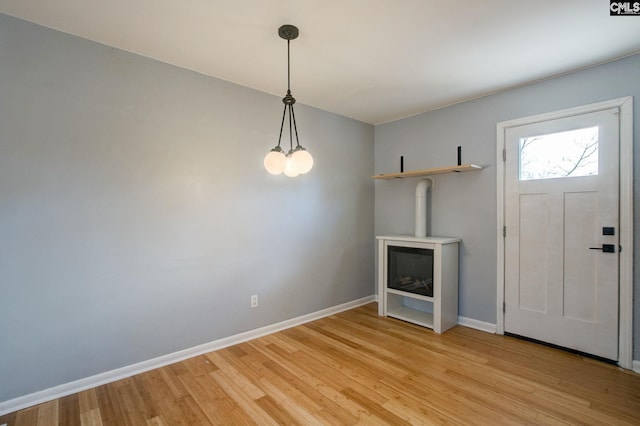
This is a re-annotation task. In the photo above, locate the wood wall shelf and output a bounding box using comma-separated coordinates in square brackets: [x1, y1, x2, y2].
[372, 163, 483, 179]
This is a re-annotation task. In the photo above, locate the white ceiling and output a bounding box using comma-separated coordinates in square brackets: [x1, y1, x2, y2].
[2, 0, 640, 124]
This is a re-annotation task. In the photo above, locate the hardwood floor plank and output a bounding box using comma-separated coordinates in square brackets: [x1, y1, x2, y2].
[174, 395, 211, 425]
[58, 394, 80, 425]
[534, 412, 577, 426]
[145, 415, 167, 426]
[134, 369, 189, 425]
[0, 410, 17, 426]
[78, 389, 97, 409]
[254, 395, 299, 425]
[246, 342, 362, 424]
[94, 384, 125, 425]
[267, 331, 453, 425]
[0, 412, 18, 426]
[177, 372, 236, 425]
[340, 387, 410, 425]
[181, 355, 219, 377]
[282, 327, 396, 383]
[35, 400, 57, 426]
[13, 407, 38, 426]
[157, 365, 189, 399]
[79, 408, 103, 426]
[257, 377, 325, 426]
[257, 359, 326, 416]
[112, 380, 150, 426]
[209, 369, 277, 425]
[3, 303, 639, 425]
[205, 351, 265, 400]
[260, 352, 361, 423]
[249, 342, 356, 420]
[440, 368, 540, 422]
[259, 332, 303, 354]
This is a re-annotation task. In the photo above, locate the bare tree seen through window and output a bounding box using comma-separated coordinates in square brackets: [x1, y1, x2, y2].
[519, 126, 599, 181]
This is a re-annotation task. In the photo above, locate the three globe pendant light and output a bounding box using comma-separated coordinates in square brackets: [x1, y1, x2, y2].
[263, 25, 313, 177]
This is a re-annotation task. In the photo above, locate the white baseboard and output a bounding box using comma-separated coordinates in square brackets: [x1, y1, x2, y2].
[633, 360, 640, 374]
[458, 316, 497, 334]
[0, 295, 375, 416]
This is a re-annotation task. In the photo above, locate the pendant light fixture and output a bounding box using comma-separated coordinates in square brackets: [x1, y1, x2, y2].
[264, 25, 313, 176]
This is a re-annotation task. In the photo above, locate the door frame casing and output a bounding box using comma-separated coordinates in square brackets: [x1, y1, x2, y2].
[496, 97, 634, 369]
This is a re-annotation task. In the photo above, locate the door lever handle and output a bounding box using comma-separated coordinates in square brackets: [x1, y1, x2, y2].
[589, 244, 616, 253]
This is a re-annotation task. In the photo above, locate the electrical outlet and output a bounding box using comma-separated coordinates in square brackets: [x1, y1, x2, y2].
[251, 294, 258, 308]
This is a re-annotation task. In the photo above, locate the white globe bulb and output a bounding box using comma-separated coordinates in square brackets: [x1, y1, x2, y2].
[264, 149, 286, 175]
[284, 157, 300, 177]
[291, 149, 313, 174]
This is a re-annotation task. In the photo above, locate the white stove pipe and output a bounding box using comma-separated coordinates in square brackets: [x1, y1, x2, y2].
[415, 178, 434, 237]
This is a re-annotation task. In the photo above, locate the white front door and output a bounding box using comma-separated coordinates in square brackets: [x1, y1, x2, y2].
[504, 107, 620, 360]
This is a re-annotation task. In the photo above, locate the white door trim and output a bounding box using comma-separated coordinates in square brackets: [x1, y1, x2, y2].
[496, 97, 633, 369]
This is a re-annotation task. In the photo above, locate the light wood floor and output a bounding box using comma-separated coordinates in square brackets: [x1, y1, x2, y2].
[2, 303, 639, 425]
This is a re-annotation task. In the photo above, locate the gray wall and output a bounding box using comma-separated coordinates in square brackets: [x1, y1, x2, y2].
[0, 14, 374, 402]
[375, 53, 639, 358]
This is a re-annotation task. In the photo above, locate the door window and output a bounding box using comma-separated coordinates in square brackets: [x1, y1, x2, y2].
[519, 126, 599, 181]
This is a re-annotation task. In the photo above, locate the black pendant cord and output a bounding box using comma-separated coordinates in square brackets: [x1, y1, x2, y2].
[277, 104, 287, 149]
[286, 39, 301, 150]
[291, 106, 300, 147]
[288, 104, 294, 152]
[287, 39, 291, 92]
